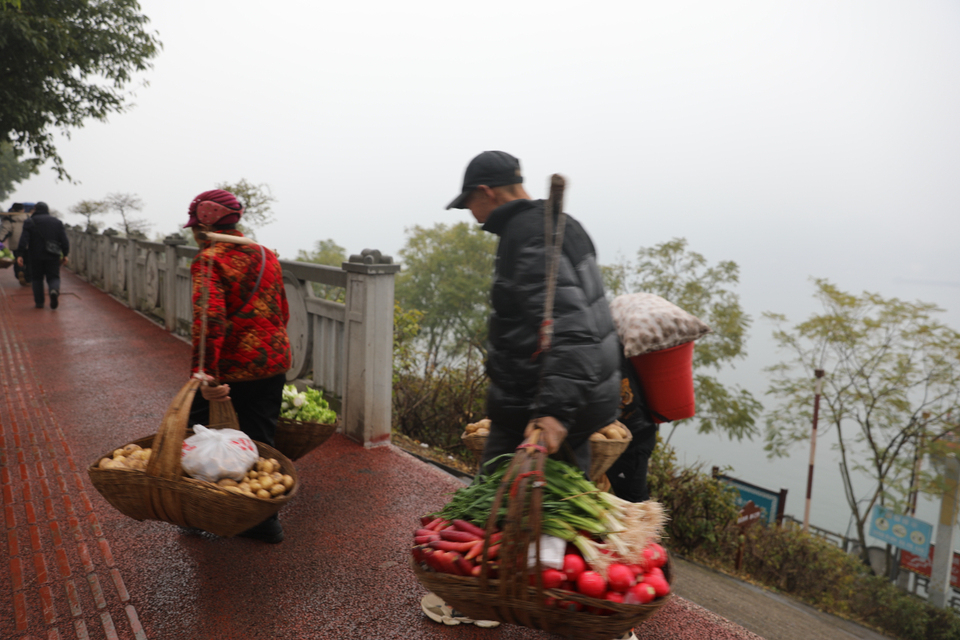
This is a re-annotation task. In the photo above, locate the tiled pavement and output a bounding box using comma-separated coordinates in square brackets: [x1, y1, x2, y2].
[0, 268, 762, 640]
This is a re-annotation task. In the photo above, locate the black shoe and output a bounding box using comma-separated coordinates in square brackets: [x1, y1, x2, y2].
[237, 517, 284, 544]
[49, 290, 59, 309]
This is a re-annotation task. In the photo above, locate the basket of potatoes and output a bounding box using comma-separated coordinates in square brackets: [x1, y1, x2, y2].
[460, 418, 491, 454]
[88, 378, 299, 538]
[587, 421, 632, 483]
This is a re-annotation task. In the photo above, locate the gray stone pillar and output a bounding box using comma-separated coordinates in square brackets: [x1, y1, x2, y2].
[930, 455, 960, 608]
[341, 249, 400, 447]
[163, 235, 187, 331]
[127, 237, 136, 308]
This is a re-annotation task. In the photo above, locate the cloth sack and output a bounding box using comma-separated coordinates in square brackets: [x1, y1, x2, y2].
[609, 292, 711, 357]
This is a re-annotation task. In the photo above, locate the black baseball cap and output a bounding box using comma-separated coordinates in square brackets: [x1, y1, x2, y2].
[446, 151, 523, 209]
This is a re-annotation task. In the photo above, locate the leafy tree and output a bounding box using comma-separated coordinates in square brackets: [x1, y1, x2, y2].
[0, 1, 161, 180]
[215, 179, 276, 231]
[69, 199, 107, 233]
[0, 141, 39, 201]
[604, 238, 762, 443]
[296, 239, 346, 300]
[764, 279, 960, 567]
[103, 192, 149, 238]
[395, 222, 496, 369]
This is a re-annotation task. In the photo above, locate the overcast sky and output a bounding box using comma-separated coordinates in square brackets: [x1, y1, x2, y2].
[7, 1, 960, 531]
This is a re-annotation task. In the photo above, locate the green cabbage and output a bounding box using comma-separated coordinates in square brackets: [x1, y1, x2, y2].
[280, 384, 337, 424]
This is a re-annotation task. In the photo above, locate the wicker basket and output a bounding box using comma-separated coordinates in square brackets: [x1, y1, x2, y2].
[414, 432, 671, 639]
[87, 378, 299, 537]
[0, 257, 13, 269]
[460, 421, 632, 484]
[273, 416, 339, 461]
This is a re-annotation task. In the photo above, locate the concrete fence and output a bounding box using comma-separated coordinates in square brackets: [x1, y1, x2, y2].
[64, 228, 400, 447]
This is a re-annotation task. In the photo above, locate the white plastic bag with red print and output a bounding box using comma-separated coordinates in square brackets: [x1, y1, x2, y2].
[180, 425, 258, 482]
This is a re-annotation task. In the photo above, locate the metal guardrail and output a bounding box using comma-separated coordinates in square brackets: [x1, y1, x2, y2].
[64, 228, 400, 446]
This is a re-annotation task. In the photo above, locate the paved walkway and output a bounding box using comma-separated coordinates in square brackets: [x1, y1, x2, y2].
[0, 268, 878, 640]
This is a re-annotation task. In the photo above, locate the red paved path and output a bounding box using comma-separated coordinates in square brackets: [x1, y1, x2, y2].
[0, 269, 761, 640]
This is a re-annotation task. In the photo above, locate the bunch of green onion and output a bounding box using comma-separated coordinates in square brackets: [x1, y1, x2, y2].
[433, 454, 665, 576]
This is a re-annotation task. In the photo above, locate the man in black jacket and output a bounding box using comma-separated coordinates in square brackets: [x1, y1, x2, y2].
[17, 202, 69, 309]
[447, 151, 621, 474]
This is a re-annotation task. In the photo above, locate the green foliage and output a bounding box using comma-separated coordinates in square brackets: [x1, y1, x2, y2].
[0, 1, 161, 180]
[604, 237, 762, 442]
[647, 439, 741, 558]
[395, 221, 495, 367]
[296, 238, 346, 300]
[215, 179, 276, 231]
[764, 279, 960, 563]
[68, 199, 107, 233]
[0, 141, 39, 200]
[393, 300, 486, 454]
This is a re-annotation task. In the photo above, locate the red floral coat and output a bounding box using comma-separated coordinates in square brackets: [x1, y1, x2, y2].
[190, 230, 291, 382]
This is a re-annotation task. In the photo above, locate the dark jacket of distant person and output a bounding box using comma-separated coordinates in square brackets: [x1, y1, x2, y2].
[18, 203, 69, 262]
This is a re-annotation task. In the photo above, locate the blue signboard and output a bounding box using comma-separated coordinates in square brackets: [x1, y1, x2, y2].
[718, 476, 783, 526]
[868, 506, 932, 557]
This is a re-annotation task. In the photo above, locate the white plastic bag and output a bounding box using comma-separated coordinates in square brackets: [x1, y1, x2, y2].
[180, 425, 258, 482]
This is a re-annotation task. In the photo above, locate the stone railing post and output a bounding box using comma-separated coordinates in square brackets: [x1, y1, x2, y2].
[341, 249, 400, 447]
[163, 235, 187, 331]
[127, 237, 136, 308]
[103, 229, 119, 293]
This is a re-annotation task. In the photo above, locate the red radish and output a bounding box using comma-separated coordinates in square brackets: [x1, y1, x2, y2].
[455, 554, 475, 576]
[606, 563, 634, 593]
[563, 554, 586, 581]
[420, 515, 435, 527]
[452, 519, 487, 537]
[411, 545, 425, 563]
[485, 543, 501, 560]
[626, 583, 657, 605]
[541, 569, 565, 590]
[557, 599, 583, 612]
[471, 565, 482, 577]
[440, 529, 481, 542]
[414, 535, 438, 545]
[464, 540, 485, 561]
[627, 564, 645, 577]
[544, 596, 558, 607]
[642, 543, 667, 568]
[604, 591, 625, 604]
[429, 540, 476, 553]
[645, 567, 665, 583]
[426, 518, 448, 532]
[646, 575, 670, 598]
[576, 571, 607, 599]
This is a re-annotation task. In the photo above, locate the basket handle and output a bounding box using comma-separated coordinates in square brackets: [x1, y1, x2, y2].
[145, 378, 201, 480]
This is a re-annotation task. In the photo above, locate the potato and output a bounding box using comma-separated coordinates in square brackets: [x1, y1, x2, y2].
[281, 474, 294, 489]
[122, 443, 142, 454]
[218, 478, 239, 487]
[475, 427, 489, 436]
[224, 486, 244, 495]
[126, 459, 146, 470]
[98, 458, 113, 469]
[249, 481, 262, 492]
[247, 469, 258, 479]
[256, 489, 271, 499]
[464, 422, 481, 434]
[142, 448, 152, 457]
[268, 458, 280, 470]
[113, 448, 125, 458]
[113, 456, 128, 467]
[589, 431, 607, 442]
[269, 483, 286, 497]
[270, 472, 284, 483]
[260, 475, 274, 490]
[239, 481, 250, 491]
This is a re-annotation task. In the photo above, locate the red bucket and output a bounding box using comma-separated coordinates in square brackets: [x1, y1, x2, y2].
[629, 341, 696, 424]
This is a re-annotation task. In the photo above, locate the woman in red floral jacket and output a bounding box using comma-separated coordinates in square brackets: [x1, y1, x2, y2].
[185, 189, 291, 543]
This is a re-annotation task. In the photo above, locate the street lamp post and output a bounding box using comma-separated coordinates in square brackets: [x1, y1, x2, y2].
[803, 369, 826, 533]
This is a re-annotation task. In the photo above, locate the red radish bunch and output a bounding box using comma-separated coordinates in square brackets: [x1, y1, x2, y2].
[411, 516, 502, 578]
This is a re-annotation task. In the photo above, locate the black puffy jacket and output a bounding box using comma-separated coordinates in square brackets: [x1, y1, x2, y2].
[482, 199, 620, 443]
[18, 210, 69, 261]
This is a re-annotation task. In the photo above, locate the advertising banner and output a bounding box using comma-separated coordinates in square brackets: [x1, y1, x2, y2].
[868, 506, 932, 557]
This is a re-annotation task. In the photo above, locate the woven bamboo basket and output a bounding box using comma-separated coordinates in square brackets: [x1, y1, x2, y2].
[88, 378, 299, 537]
[460, 421, 632, 484]
[273, 416, 339, 461]
[414, 431, 671, 639]
[0, 257, 13, 269]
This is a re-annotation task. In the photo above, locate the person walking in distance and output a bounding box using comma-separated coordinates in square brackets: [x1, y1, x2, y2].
[17, 202, 68, 309]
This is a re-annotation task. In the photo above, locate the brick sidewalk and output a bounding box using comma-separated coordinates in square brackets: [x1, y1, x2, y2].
[0, 269, 763, 640]
[0, 279, 146, 640]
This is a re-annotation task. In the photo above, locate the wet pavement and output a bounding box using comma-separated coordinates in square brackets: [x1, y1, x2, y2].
[0, 269, 763, 640]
